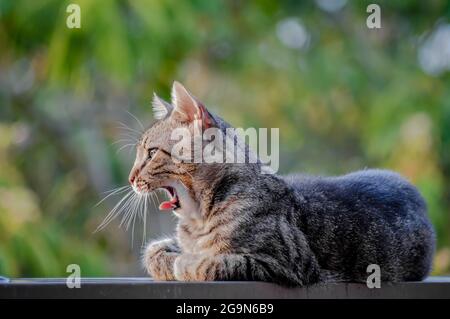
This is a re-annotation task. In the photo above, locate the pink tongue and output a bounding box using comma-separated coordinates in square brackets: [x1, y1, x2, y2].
[158, 197, 178, 211]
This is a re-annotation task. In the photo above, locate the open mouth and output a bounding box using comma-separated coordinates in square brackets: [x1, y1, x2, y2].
[159, 186, 180, 211]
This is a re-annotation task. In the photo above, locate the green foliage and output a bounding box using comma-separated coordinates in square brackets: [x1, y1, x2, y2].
[0, 0, 449, 276]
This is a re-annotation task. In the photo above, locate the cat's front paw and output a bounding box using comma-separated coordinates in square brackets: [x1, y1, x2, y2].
[144, 238, 177, 258]
[173, 254, 193, 281]
[143, 239, 179, 281]
[174, 253, 210, 281]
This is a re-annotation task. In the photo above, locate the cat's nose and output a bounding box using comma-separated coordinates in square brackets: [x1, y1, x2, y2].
[129, 170, 138, 185]
[129, 164, 143, 186]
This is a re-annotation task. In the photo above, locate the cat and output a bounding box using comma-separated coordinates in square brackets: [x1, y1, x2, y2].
[128, 81, 435, 286]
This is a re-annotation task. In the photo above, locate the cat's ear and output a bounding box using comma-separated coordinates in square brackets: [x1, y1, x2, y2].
[170, 81, 215, 128]
[152, 93, 173, 120]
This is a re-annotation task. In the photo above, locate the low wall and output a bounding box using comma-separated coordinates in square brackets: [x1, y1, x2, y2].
[1, 277, 450, 299]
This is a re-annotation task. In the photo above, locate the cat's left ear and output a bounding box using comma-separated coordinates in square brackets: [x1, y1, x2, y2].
[152, 93, 173, 120]
[170, 81, 215, 129]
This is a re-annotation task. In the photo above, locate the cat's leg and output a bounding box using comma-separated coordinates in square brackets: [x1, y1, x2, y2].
[173, 253, 300, 284]
[143, 237, 180, 281]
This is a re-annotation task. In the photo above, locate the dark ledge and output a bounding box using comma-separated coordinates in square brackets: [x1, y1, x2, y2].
[1, 277, 449, 299]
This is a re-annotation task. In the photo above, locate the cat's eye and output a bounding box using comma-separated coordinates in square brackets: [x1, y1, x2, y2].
[148, 148, 158, 159]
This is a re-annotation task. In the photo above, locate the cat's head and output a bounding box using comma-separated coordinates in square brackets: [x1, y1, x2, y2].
[128, 81, 219, 215]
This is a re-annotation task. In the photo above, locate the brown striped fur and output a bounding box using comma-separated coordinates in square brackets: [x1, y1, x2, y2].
[131, 82, 435, 286]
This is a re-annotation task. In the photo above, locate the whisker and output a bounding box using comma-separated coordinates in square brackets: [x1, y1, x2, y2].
[101, 185, 130, 195]
[117, 128, 139, 135]
[95, 186, 130, 207]
[125, 110, 145, 131]
[107, 192, 136, 225]
[130, 196, 140, 248]
[116, 135, 139, 146]
[150, 191, 160, 210]
[112, 138, 137, 145]
[95, 190, 134, 233]
[117, 143, 137, 154]
[142, 194, 148, 247]
[120, 192, 138, 229]
[100, 191, 135, 231]
[117, 121, 143, 135]
[128, 194, 142, 231]
[117, 133, 140, 142]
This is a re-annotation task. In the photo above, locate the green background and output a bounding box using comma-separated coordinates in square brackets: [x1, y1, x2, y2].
[0, 0, 449, 277]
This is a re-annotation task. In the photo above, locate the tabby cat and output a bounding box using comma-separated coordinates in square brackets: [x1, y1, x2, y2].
[128, 81, 435, 286]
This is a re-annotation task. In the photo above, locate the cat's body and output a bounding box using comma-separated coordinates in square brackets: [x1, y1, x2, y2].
[131, 82, 435, 286]
[285, 170, 434, 283]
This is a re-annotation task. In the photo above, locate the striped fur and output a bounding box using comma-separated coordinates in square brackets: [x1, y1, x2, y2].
[134, 82, 435, 286]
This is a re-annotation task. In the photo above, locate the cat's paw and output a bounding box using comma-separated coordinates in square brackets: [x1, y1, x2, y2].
[144, 238, 176, 259]
[173, 254, 191, 281]
[143, 239, 178, 280]
[174, 253, 209, 281]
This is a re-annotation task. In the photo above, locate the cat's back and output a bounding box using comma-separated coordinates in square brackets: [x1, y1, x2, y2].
[285, 169, 427, 219]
